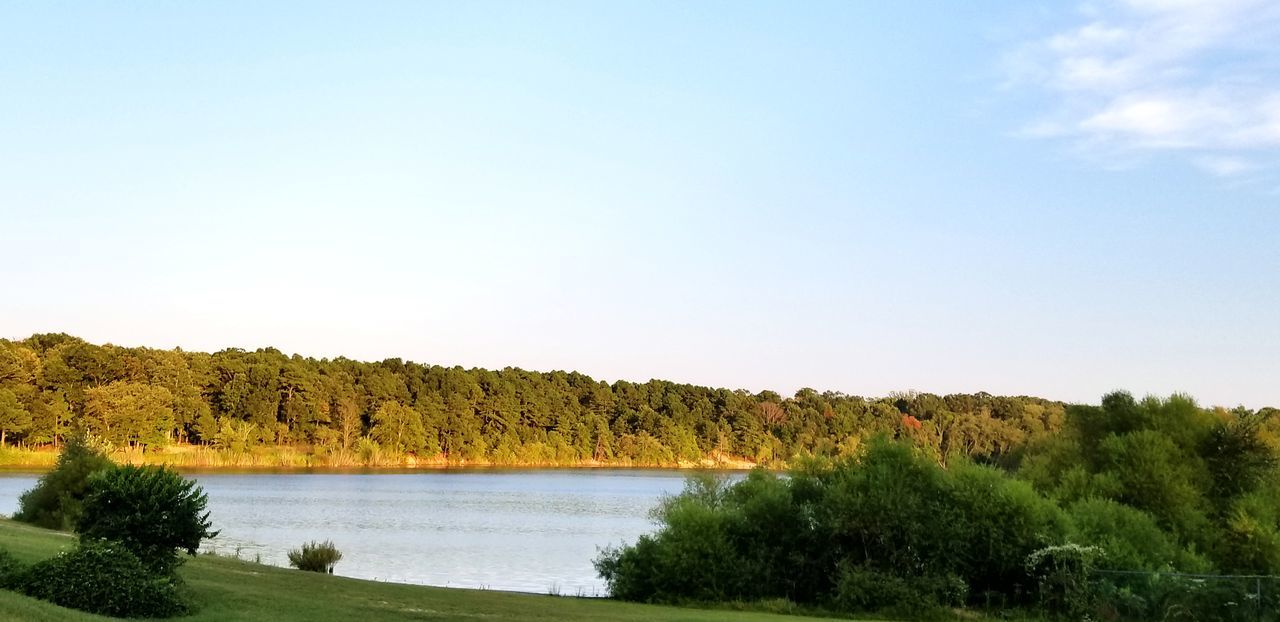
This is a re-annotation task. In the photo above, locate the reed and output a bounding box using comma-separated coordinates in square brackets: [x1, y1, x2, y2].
[0, 442, 758, 471]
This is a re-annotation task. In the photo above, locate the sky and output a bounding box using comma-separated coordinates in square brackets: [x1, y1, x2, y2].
[0, 1, 1277, 408]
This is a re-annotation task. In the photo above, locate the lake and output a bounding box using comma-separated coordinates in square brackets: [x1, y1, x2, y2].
[0, 469, 713, 595]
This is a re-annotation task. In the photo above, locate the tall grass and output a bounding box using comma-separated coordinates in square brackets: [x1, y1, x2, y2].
[0, 442, 758, 470]
[0, 447, 58, 468]
[287, 540, 343, 574]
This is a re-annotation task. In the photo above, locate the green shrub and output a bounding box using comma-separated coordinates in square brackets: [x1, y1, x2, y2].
[13, 539, 189, 618]
[833, 567, 917, 614]
[0, 549, 23, 589]
[595, 474, 760, 603]
[833, 566, 967, 617]
[596, 438, 1070, 612]
[948, 461, 1071, 596]
[1092, 572, 1275, 622]
[1025, 543, 1103, 617]
[287, 540, 344, 573]
[13, 431, 113, 529]
[77, 464, 218, 574]
[1068, 498, 1204, 571]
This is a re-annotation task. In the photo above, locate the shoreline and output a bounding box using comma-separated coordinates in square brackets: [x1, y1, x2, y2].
[0, 444, 764, 473]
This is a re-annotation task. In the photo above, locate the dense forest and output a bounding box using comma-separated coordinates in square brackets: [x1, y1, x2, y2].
[0, 333, 1273, 469]
[0, 332, 1090, 466]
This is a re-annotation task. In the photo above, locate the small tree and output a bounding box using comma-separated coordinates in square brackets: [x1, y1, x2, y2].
[288, 540, 343, 573]
[14, 431, 113, 529]
[76, 465, 218, 574]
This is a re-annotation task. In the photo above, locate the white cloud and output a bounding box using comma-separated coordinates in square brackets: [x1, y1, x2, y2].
[1009, 0, 1280, 178]
[1192, 155, 1259, 177]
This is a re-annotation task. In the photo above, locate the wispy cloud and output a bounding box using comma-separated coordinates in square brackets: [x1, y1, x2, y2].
[1007, 0, 1280, 178]
[1193, 155, 1260, 177]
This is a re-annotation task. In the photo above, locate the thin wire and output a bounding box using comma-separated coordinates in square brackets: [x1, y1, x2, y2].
[1093, 569, 1280, 580]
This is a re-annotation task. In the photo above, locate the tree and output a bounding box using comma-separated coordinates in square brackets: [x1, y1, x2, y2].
[77, 464, 217, 574]
[14, 431, 114, 529]
[212, 418, 257, 454]
[370, 401, 426, 453]
[327, 375, 362, 450]
[27, 391, 71, 446]
[83, 382, 174, 449]
[0, 388, 31, 446]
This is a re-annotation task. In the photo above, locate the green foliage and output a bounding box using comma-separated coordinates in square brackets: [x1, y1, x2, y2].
[0, 388, 31, 446]
[595, 476, 746, 602]
[600, 412, 1280, 618]
[1215, 486, 1280, 574]
[598, 437, 1071, 614]
[13, 432, 113, 529]
[1025, 543, 1103, 617]
[1097, 430, 1211, 536]
[5, 334, 1083, 468]
[833, 567, 966, 617]
[1091, 572, 1279, 622]
[83, 381, 175, 449]
[76, 464, 218, 574]
[0, 549, 22, 589]
[212, 418, 258, 453]
[1203, 409, 1277, 503]
[1019, 391, 1280, 576]
[371, 402, 426, 454]
[947, 461, 1071, 593]
[287, 540, 344, 573]
[11, 539, 189, 618]
[1067, 498, 1202, 571]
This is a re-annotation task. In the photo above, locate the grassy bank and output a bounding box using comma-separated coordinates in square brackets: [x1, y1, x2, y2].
[0, 444, 760, 471]
[0, 519, 848, 622]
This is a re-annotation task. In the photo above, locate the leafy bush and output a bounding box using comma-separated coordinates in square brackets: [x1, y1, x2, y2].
[77, 464, 218, 574]
[1025, 543, 1103, 617]
[832, 567, 916, 613]
[0, 549, 23, 589]
[596, 438, 1069, 614]
[13, 431, 113, 529]
[946, 461, 1070, 595]
[1092, 572, 1277, 622]
[12, 539, 189, 618]
[595, 471, 817, 604]
[1068, 498, 1204, 571]
[287, 540, 344, 573]
[833, 566, 965, 617]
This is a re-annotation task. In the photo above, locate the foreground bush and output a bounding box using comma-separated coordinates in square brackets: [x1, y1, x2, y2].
[833, 566, 966, 617]
[13, 432, 113, 529]
[77, 464, 218, 574]
[596, 439, 1071, 615]
[1091, 571, 1280, 622]
[288, 540, 344, 573]
[12, 540, 189, 618]
[0, 549, 22, 588]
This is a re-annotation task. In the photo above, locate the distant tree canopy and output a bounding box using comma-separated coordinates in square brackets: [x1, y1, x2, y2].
[0, 334, 1271, 469]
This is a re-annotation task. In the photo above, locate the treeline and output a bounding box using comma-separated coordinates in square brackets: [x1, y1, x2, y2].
[0, 333, 1071, 465]
[598, 393, 1280, 619]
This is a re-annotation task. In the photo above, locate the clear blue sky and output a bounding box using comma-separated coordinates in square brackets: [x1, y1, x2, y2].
[1, 1, 1276, 408]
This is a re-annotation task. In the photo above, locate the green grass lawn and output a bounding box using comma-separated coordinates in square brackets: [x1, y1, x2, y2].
[0, 519, 850, 622]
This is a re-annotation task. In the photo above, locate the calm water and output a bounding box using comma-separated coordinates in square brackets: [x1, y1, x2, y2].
[0, 469, 709, 594]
